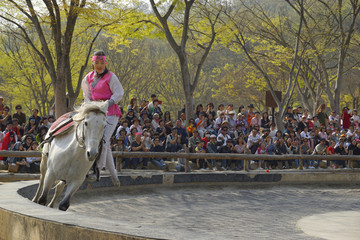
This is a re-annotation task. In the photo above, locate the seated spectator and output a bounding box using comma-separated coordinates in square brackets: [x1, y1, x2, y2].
[127, 98, 140, 117]
[175, 120, 188, 147]
[195, 112, 207, 138]
[36, 125, 48, 144]
[116, 120, 130, 139]
[202, 131, 211, 149]
[188, 130, 201, 153]
[176, 149, 190, 172]
[233, 136, 246, 170]
[334, 141, 347, 169]
[11, 119, 21, 139]
[125, 109, 136, 124]
[163, 111, 172, 124]
[255, 142, 268, 170]
[0, 106, 12, 131]
[250, 112, 261, 130]
[219, 139, 234, 170]
[0, 131, 17, 164]
[300, 138, 312, 169]
[261, 112, 271, 129]
[206, 134, 219, 170]
[187, 118, 196, 137]
[22, 135, 33, 151]
[21, 141, 41, 173]
[47, 115, 55, 127]
[143, 119, 154, 136]
[114, 136, 128, 170]
[351, 109, 359, 128]
[130, 118, 142, 134]
[226, 110, 236, 130]
[148, 99, 162, 118]
[7, 142, 25, 172]
[166, 128, 182, 153]
[24, 117, 38, 138]
[247, 129, 261, 154]
[306, 116, 313, 131]
[275, 137, 288, 169]
[214, 112, 226, 131]
[131, 132, 147, 169]
[152, 113, 160, 130]
[150, 137, 166, 170]
[195, 140, 207, 170]
[155, 119, 167, 144]
[312, 139, 327, 168]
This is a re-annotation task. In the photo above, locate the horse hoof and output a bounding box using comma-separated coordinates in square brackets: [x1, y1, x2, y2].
[113, 179, 120, 188]
[59, 202, 70, 211]
[86, 174, 97, 182]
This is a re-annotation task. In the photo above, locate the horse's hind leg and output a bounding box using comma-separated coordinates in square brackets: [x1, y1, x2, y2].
[58, 180, 83, 211]
[48, 180, 66, 208]
[38, 171, 56, 206]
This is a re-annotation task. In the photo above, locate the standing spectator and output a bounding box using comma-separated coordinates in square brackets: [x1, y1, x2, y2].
[0, 96, 4, 112]
[195, 104, 204, 118]
[12, 105, 26, 135]
[306, 116, 314, 130]
[127, 98, 140, 117]
[328, 110, 340, 130]
[150, 137, 166, 170]
[246, 104, 255, 126]
[341, 107, 351, 130]
[179, 113, 186, 128]
[0, 106, 12, 131]
[350, 109, 359, 128]
[255, 142, 268, 170]
[316, 104, 328, 127]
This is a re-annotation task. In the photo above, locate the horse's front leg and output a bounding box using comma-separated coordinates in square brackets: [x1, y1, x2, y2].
[38, 170, 56, 206]
[58, 180, 84, 211]
[48, 180, 66, 208]
[32, 153, 48, 203]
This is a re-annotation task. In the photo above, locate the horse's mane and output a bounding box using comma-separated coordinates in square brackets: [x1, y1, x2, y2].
[72, 101, 107, 122]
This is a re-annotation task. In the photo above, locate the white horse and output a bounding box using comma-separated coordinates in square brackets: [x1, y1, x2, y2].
[32, 101, 108, 211]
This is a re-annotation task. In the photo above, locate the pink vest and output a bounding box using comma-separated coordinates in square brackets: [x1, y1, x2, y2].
[86, 71, 122, 117]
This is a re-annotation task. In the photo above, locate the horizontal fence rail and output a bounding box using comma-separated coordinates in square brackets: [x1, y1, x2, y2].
[1, 150, 359, 161]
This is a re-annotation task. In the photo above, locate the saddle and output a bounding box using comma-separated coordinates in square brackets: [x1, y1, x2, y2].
[46, 112, 77, 141]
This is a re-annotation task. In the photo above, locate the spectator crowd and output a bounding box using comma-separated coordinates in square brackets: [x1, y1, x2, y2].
[1, 94, 360, 173]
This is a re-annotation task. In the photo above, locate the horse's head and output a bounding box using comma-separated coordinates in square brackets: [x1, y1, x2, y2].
[73, 101, 108, 161]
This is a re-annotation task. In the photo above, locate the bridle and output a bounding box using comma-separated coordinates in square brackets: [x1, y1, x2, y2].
[75, 110, 106, 161]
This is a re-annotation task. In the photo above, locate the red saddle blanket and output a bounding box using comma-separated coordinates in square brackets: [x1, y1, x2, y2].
[48, 112, 77, 137]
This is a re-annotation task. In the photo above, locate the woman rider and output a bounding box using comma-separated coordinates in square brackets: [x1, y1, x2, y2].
[81, 50, 124, 187]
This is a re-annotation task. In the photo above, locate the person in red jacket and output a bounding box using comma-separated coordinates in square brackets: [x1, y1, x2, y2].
[341, 107, 351, 130]
[0, 131, 16, 161]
